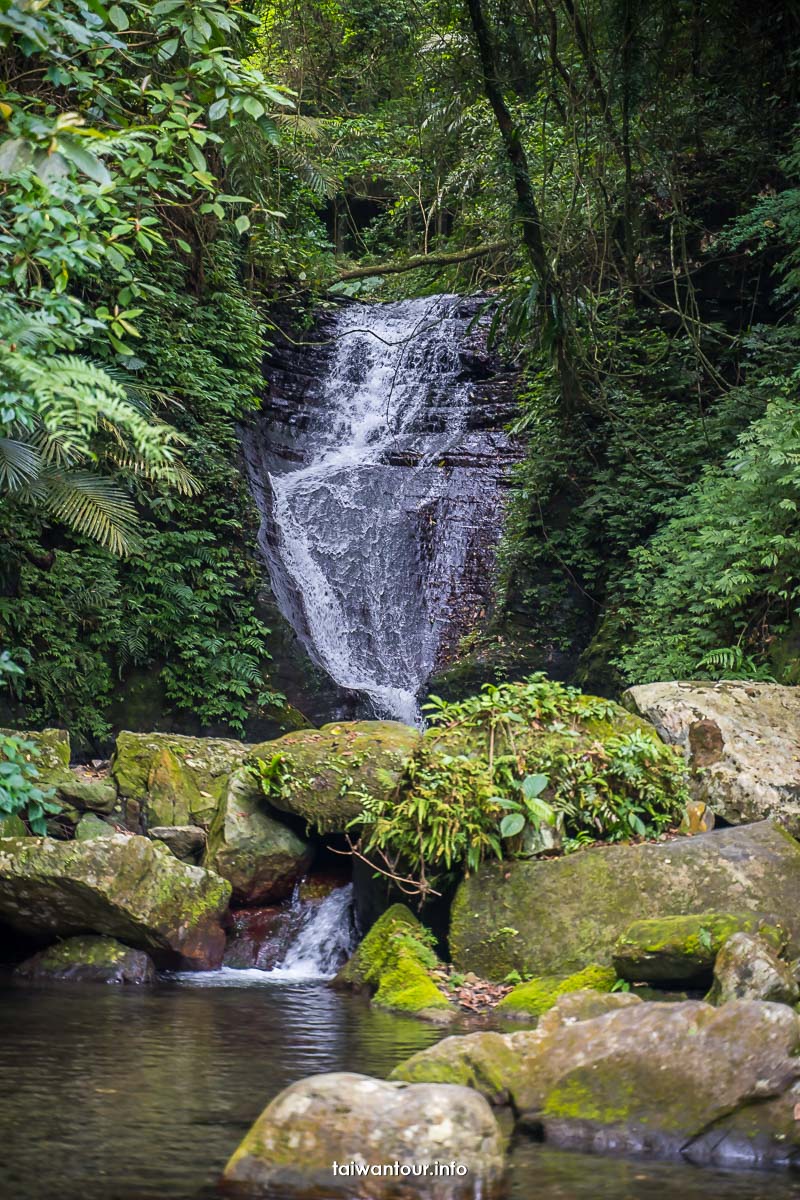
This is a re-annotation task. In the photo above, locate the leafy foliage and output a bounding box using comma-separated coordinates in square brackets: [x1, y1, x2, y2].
[351, 676, 689, 897]
[0, 653, 59, 832]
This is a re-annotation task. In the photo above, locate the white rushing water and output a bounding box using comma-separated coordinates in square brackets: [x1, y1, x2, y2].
[178, 884, 357, 987]
[260, 295, 500, 726]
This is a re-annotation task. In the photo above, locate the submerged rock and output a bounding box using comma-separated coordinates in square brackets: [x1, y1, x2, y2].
[335, 903, 456, 1019]
[393, 999, 800, 1168]
[0, 834, 230, 969]
[495, 965, 617, 1019]
[203, 766, 312, 906]
[623, 681, 800, 832]
[111, 731, 251, 829]
[708, 932, 799, 1007]
[613, 912, 788, 985]
[450, 820, 800, 979]
[220, 1072, 505, 1198]
[15, 934, 155, 984]
[251, 720, 421, 833]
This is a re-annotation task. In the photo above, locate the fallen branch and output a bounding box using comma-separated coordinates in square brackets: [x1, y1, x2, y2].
[333, 241, 510, 283]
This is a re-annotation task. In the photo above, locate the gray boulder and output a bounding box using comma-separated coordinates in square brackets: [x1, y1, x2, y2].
[394, 999, 800, 1168]
[623, 681, 800, 832]
[0, 833, 230, 969]
[450, 820, 800, 979]
[203, 766, 312, 905]
[14, 934, 155, 984]
[148, 825, 207, 862]
[220, 1072, 505, 1198]
[708, 932, 800, 1007]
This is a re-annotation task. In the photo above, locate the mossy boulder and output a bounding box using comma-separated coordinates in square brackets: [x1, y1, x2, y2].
[392, 999, 800, 1168]
[390, 1031, 521, 1105]
[624, 681, 800, 833]
[0, 833, 231, 969]
[335, 903, 456, 1019]
[707, 933, 799, 1007]
[0, 727, 71, 785]
[221, 1072, 505, 1198]
[111, 731, 250, 829]
[148, 825, 207, 862]
[14, 934, 155, 984]
[74, 812, 115, 841]
[56, 777, 118, 814]
[251, 720, 421, 834]
[450, 820, 800, 980]
[203, 765, 312, 906]
[613, 912, 788, 985]
[496, 964, 617, 1019]
[0, 814, 28, 837]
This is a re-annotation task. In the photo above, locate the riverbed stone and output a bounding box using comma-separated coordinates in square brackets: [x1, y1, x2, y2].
[203, 765, 312, 905]
[0, 833, 231, 968]
[335, 903, 456, 1019]
[148, 824, 207, 862]
[612, 912, 788, 985]
[250, 720, 421, 833]
[14, 934, 155, 984]
[450, 820, 800, 979]
[623, 681, 800, 832]
[111, 731, 251, 829]
[392, 999, 800, 1167]
[708, 932, 800, 1007]
[74, 812, 115, 841]
[220, 1072, 505, 1198]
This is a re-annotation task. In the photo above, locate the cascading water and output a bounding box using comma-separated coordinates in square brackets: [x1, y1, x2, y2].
[242, 294, 517, 725]
[181, 883, 357, 986]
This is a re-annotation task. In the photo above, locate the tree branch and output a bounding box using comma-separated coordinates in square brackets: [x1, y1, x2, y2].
[332, 241, 509, 282]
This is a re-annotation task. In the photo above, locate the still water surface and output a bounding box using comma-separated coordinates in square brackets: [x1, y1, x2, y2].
[1, 975, 798, 1200]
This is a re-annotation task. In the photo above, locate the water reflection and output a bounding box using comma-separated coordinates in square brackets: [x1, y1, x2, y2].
[1, 979, 799, 1200]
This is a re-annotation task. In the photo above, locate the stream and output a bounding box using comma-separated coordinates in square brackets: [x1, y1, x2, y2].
[0, 973, 794, 1200]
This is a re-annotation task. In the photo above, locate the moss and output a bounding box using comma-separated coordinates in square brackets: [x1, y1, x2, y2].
[543, 1074, 636, 1124]
[390, 1031, 519, 1105]
[335, 903, 455, 1018]
[496, 964, 618, 1017]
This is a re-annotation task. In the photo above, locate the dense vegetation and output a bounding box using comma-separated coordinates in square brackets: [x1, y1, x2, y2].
[2, 0, 800, 752]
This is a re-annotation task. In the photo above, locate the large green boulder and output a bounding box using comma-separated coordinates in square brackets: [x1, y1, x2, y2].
[613, 912, 788, 984]
[251, 720, 421, 833]
[450, 820, 800, 979]
[623, 681, 800, 833]
[203, 765, 312, 906]
[392, 999, 800, 1168]
[14, 934, 155, 984]
[221, 1072, 504, 1198]
[111, 731, 250, 829]
[0, 834, 230, 969]
[335, 903, 456, 1019]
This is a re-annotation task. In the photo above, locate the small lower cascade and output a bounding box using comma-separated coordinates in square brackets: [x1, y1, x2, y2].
[180, 882, 357, 986]
[242, 294, 517, 725]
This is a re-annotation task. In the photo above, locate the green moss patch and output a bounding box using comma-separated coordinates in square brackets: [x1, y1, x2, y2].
[613, 912, 788, 984]
[496, 963, 617, 1017]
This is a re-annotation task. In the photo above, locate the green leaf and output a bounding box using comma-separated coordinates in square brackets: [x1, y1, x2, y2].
[208, 98, 228, 121]
[108, 4, 128, 30]
[234, 214, 250, 233]
[500, 812, 526, 838]
[243, 96, 265, 119]
[521, 773, 549, 800]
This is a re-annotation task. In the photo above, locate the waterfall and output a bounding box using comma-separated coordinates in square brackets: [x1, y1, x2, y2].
[178, 883, 357, 986]
[242, 295, 516, 725]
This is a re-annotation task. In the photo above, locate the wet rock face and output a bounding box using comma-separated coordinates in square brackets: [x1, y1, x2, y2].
[450, 821, 800, 980]
[240, 296, 520, 723]
[623, 681, 800, 831]
[220, 1072, 505, 1198]
[392, 998, 800, 1170]
[0, 834, 231, 969]
[14, 934, 155, 985]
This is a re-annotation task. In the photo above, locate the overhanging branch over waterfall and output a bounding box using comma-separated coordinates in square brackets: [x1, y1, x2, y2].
[332, 242, 510, 283]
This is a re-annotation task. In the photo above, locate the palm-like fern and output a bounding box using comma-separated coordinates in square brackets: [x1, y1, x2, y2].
[0, 304, 198, 555]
